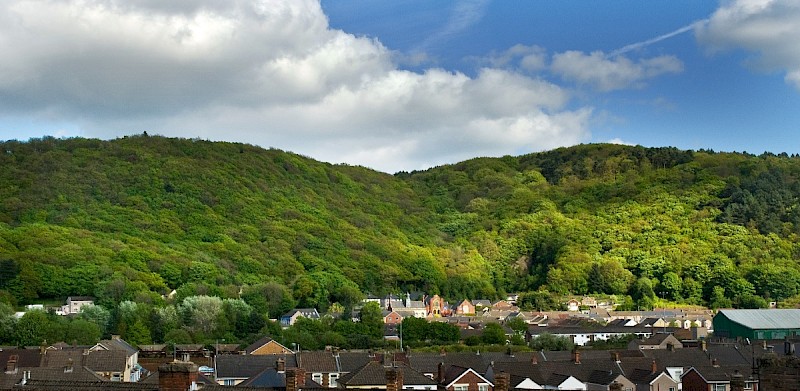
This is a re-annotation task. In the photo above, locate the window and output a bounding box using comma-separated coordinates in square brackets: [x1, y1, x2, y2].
[714, 384, 726, 391]
[454, 385, 468, 391]
[223, 379, 235, 386]
[312, 373, 323, 385]
[479, 384, 489, 391]
[669, 387, 676, 391]
[329, 373, 339, 388]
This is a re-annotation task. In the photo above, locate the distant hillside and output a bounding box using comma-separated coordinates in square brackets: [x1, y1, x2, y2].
[2, 136, 800, 312]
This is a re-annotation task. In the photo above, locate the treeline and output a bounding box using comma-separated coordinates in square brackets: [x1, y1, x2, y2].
[3, 136, 800, 318]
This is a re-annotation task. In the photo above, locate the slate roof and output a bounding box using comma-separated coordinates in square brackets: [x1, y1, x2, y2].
[244, 337, 282, 355]
[94, 339, 137, 356]
[11, 379, 156, 391]
[297, 351, 337, 372]
[338, 361, 436, 387]
[586, 370, 623, 386]
[215, 354, 297, 379]
[0, 349, 43, 368]
[335, 352, 372, 373]
[0, 366, 107, 389]
[717, 309, 800, 329]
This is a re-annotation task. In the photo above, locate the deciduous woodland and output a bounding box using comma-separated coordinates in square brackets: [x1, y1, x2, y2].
[1, 136, 800, 344]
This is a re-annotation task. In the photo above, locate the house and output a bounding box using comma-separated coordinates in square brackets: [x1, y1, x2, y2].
[296, 351, 340, 388]
[582, 297, 598, 309]
[455, 300, 476, 316]
[337, 361, 437, 390]
[628, 334, 683, 350]
[681, 366, 757, 391]
[281, 308, 321, 327]
[244, 336, 293, 355]
[567, 299, 581, 312]
[383, 310, 403, 325]
[628, 368, 679, 391]
[586, 370, 635, 391]
[89, 336, 140, 382]
[60, 297, 95, 316]
[425, 295, 447, 317]
[439, 364, 493, 391]
[713, 309, 800, 340]
[214, 353, 297, 386]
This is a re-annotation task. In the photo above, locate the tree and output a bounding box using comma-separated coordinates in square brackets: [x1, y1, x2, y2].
[481, 323, 507, 345]
[78, 304, 112, 335]
[0, 303, 16, 344]
[358, 302, 383, 339]
[629, 277, 656, 310]
[179, 295, 223, 338]
[505, 317, 528, 334]
[709, 286, 733, 309]
[588, 259, 633, 295]
[529, 332, 572, 351]
[15, 310, 49, 346]
[65, 319, 101, 345]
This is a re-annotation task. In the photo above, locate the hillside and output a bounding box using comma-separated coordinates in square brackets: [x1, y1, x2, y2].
[2, 136, 800, 313]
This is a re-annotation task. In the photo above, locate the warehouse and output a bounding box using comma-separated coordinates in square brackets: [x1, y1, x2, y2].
[713, 309, 800, 340]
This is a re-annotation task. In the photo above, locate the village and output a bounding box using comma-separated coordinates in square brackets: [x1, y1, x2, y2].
[4, 296, 800, 391]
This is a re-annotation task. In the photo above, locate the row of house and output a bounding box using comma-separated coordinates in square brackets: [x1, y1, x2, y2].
[206, 337, 784, 391]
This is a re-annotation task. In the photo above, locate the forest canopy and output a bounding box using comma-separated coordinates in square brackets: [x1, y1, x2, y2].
[2, 136, 800, 317]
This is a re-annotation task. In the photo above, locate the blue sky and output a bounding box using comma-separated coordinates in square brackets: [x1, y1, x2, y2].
[1, 1, 799, 172]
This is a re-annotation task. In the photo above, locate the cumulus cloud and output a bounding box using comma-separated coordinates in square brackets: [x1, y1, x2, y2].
[478, 44, 548, 72]
[550, 51, 683, 92]
[0, 0, 592, 173]
[0, 0, 592, 172]
[697, 0, 800, 90]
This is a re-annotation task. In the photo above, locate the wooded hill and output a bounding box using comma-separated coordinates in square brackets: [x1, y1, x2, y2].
[2, 135, 800, 313]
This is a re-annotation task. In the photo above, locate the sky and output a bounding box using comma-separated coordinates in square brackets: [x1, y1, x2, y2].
[0, 1, 799, 173]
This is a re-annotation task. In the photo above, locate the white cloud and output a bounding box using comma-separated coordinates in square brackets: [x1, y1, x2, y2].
[697, 0, 800, 90]
[550, 51, 683, 92]
[606, 138, 635, 146]
[0, 0, 592, 173]
[481, 44, 548, 72]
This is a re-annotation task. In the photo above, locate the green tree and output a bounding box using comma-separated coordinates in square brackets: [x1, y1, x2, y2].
[358, 302, 383, 338]
[529, 332, 572, 351]
[15, 310, 49, 346]
[78, 304, 112, 335]
[481, 323, 507, 345]
[65, 319, 102, 345]
[588, 259, 633, 295]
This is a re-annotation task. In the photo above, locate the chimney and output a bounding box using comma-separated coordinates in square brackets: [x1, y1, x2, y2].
[762, 340, 768, 350]
[785, 338, 795, 356]
[494, 372, 510, 391]
[651, 360, 657, 374]
[5, 355, 17, 374]
[286, 367, 305, 391]
[531, 354, 538, 365]
[701, 340, 707, 352]
[387, 367, 403, 391]
[711, 358, 718, 367]
[612, 352, 620, 363]
[730, 370, 745, 391]
[65, 358, 74, 373]
[158, 361, 199, 391]
[572, 348, 581, 364]
[437, 362, 445, 383]
[277, 358, 286, 373]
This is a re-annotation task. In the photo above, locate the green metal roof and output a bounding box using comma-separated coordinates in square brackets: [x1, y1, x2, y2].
[717, 309, 800, 330]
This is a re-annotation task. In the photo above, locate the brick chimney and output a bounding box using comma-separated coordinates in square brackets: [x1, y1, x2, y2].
[5, 355, 17, 374]
[730, 370, 745, 391]
[651, 360, 657, 374]
[437, 362, 445, 384]
[158, 361, 198, 391]
[612, 352, 620, 363]
[572, 348, 581, 364]
[277, 358, 286, 373]
[286, 367, 305, 391]
[494, 372, 510, 391]
[531, 353, 538, 365]
[387, 367, 403, 391]
[711, 358, 718, 367]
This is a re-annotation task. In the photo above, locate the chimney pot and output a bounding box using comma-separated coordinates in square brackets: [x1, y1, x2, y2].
[158, 361, 198, 391]
[495, 372, 510, 391]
